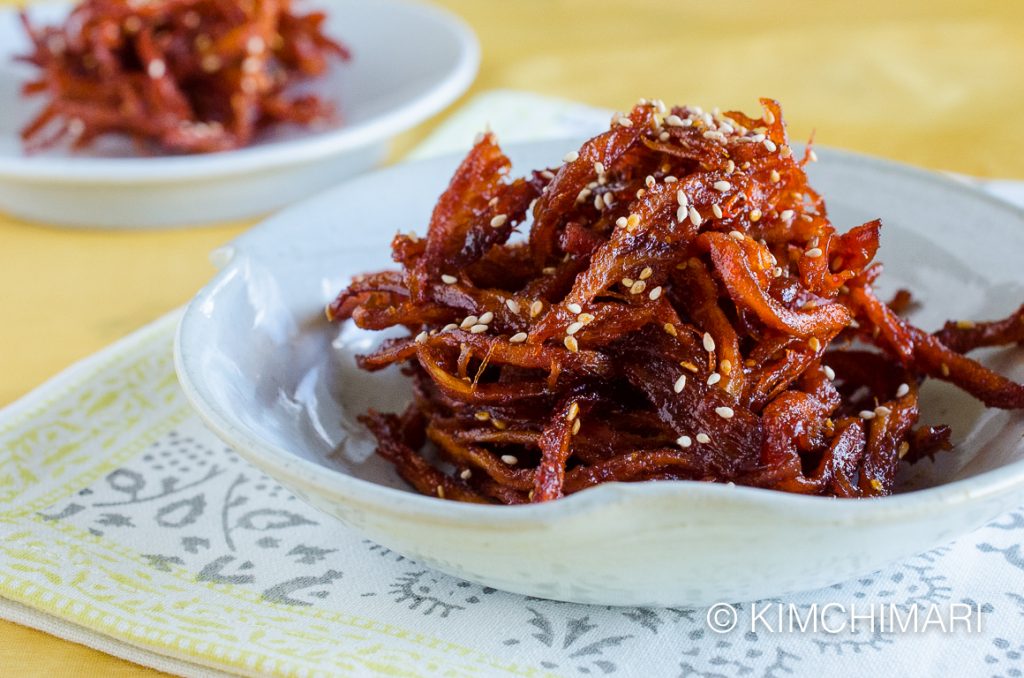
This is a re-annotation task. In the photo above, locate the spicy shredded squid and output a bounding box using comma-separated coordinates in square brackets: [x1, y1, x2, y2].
[327, 98, 1024, 503]
[18, 0, 349, 154]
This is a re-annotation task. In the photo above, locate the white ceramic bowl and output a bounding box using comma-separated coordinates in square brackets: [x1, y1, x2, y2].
[0, 0, 478, 228]
[176, 140, 1024, 606]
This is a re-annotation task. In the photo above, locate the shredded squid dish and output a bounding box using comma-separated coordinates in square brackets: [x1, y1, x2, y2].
[18, 0, 349, 153]
[327, 98, 1024, 503]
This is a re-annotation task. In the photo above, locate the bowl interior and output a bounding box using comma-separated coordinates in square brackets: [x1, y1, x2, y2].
[180, 141, 1024, 498]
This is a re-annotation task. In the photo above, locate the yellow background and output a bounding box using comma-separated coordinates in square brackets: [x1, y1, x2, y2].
[2, 0, 1023, 674]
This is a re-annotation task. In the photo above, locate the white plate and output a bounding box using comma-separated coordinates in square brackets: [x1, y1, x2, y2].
[175, 140, 1024, 606]
[0, 0, 478, 228]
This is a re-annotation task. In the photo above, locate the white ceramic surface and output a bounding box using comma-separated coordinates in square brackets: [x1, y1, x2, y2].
[175, 140, 1024, 606]
[0, 0, 478, 228]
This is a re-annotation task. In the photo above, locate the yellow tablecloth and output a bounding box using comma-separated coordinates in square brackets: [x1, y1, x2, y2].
[2, 0, 1022, 674]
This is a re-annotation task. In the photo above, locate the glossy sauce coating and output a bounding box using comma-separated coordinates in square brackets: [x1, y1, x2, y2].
[329, 99, 1024, 503]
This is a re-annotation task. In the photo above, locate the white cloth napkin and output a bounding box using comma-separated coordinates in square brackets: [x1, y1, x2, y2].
[2, 90, 1023, 678]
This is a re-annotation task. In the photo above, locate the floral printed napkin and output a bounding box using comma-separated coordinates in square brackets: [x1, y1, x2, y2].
[2, 91, 1024, 677]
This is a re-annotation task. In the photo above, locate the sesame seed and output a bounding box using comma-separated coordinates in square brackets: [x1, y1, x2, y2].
[896, 383, 910, 398]
[780, 146, 793, 158]
[720, 359, 732, 375]
[501, 455, 518, 465]
[712, 204, 723, 219]
[898, 442, 910, 459]
[603, 192, 614, 208]
[808, 337, 821, 351]
[703, 332, 716, 352]
[941, 363, 950, 377]
[567, 402, 580, 421]
[665, 114, 685, 127]
[663, 323, 678, 337]
[542, 266, 557, 275]
[869, 478, 883, 491]
[564, 336, 579, 352]
[509, 332, 528, 343]
[713, 181, 731, 192]
[541, 170, 555, 180]
[442, 323, 458, 332]
[955, 319, 975, 329]
[441, 274, 457, 284]
[563, 151, 579, 163]
[593, 194, 604, 211]
[805, 247, 824, 259]
[780, 209, 794, 220]
[875, 406, 892, 417]
[615, 216, 628, 229]
[677, 189, 688, 207]
[414, 331, 428, 344]
[629, 280, 647, 295]
[696, 433, 711, 444]
[676, 206, 688, 223]
[677, 435, 692, 448]
[703, 130, 726, 141]
[859, 410, 876, 420]
[688, 206, 703, 227]
[478, 311, 494, 324]
[566, 321, 584, 335]
[506, 299, 521, 314]
[617, 116, 633, 127]
[729, 230, 744, 241]
[578, 313, 595, 324]
[474, 411, 490, 421]
[622, 277, 635, 287]
[773, 266, 783, 278]
[749, 209, 762, 222]
[664, 175, 678, 184]
[824, 365, 836, 380]
[708, 373, 723, 386]
[436, 485, 445, 498]
[639, 266, 653, 280]
[770, 170, 781, 183]
[490, 214, 508, 227]
[808, 150, 818, 163]
[147, 59, 166, 79]
[567, 302, 583, 314]
[492, 419, 508, 430]
[201, 54, 222, 72]
[763, 139, 777, 152]
[460, 469, 473, 480]
[460, 316, 478, 329]
[751, 133, 766, 142]
[470, 324, 488, 334]
[726, 159, 736, 173]
[648, 286, 663, 301]
[572, 419, 581, 435]
[674, 374, 687, 393]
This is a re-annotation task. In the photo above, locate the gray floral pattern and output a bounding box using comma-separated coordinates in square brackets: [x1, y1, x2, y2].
[29, 415, 1024, 676]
